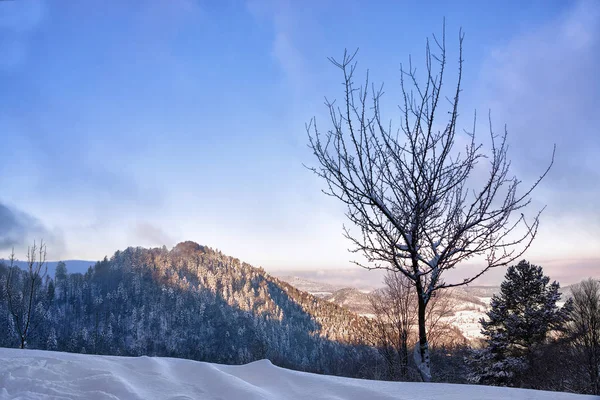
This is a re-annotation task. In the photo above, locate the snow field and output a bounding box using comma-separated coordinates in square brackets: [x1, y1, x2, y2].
[0, 348, 596, 400]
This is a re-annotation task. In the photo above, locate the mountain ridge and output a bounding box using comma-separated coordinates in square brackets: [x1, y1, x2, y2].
[0, 242, 379, 378]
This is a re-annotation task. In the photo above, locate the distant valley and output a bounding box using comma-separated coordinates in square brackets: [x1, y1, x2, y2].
[277, 275, 497, 340]
[277, 274, 576, 341]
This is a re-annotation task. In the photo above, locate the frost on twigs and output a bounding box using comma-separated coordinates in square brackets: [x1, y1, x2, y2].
[306, 23, 553, 382]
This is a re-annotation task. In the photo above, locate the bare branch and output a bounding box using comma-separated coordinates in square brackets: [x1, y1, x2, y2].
[306, 25, 553, 381]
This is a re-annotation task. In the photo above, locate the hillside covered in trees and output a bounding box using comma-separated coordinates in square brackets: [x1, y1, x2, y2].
[2, 242, 597, 393]
[0, 242, 382, 378]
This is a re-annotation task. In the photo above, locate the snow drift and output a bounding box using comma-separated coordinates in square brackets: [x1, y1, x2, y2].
[0, 348, 594, 400]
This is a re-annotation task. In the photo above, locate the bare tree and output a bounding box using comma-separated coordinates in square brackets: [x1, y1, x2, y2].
[570, 278, 600, 395]
[306, 25, 553, 381]
[5, 240, 49, 349]
[424, 287, 457, 349]
[369, 271, 458, 380]
[369, 272, 416, 379]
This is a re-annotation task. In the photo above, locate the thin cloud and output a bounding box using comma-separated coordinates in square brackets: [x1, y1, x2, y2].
[247, 0, 315, 98]
[478, 0, 600, 191]
[131, 222, 174, 248]
[0, 201, 64, 256]
[466, 0, 600, 282]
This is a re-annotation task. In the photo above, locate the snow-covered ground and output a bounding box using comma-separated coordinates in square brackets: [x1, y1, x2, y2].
[0, 348, 595, 400]
[449, 309, 487, 340]
[440, 293, 491, 340]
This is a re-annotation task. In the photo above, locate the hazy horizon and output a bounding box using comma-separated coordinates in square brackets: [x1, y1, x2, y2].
[2, 245, 597, 287]
[1, 1, 598, 286]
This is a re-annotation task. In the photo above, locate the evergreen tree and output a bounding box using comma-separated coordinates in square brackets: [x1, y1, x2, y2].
[468, 260, 571, 387]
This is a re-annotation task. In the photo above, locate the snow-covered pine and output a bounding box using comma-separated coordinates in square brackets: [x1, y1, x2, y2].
[467, 260, 572, 387]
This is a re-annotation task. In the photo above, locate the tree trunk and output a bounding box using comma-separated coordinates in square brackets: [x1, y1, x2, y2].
[415, 283, 432, 382]
[400, 330, 408, 378]
[591, 350, 599, 396]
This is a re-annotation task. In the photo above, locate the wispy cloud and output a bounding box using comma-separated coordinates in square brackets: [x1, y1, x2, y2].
[247, 0, 315, 98]
[478, 0, 600, 188]
[472, 0, 600, 278]
[131, 222, 175, 249]
[0, 201, 64, 256]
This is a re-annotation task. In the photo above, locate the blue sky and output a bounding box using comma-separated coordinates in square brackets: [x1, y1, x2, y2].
[0, 0, 598, 284]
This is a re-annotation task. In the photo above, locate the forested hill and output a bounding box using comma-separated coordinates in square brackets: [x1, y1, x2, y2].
[0, 241, 379, 378]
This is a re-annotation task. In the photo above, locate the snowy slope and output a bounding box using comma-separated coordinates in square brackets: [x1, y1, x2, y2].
[324, 288, 374, 316]
[277, 276, 343, 297]
[0, 348, 595, 400]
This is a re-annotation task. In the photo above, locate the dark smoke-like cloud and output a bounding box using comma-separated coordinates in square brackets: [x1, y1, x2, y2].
[0, 201, 55, 250]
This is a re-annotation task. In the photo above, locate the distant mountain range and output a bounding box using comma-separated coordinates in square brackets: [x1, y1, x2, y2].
[0, 259, 96, 277]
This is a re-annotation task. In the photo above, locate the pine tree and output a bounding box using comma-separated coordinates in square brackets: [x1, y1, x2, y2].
[47, 328, 58, 350]
[468, 260, 571, 387]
